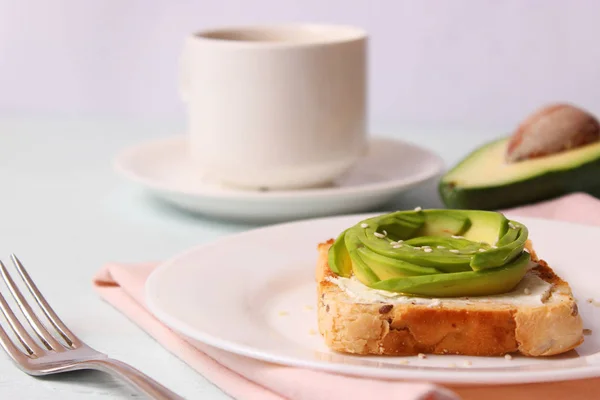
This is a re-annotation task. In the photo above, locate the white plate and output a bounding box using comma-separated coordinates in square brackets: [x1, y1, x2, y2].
[146, 214, 600, 384]
[114, 135, 444, 222]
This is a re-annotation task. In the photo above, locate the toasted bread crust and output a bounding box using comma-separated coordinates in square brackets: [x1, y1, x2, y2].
[316, 240, 583, 357]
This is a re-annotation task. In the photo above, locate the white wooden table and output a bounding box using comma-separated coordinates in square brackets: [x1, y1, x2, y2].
[0, 115, 500, 399]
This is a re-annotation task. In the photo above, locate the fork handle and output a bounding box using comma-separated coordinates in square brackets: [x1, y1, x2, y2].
[85, 358, 185, 399]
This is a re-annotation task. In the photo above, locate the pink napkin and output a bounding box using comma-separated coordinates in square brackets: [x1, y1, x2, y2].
[93, 192, 600, 400]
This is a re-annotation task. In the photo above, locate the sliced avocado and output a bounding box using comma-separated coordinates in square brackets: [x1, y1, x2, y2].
[470, 221, 528, 271]
[360, 211, 425, 242]
[326, 208, 530, 297]
[347, 209, 513, 271]
[327, 231, 352, 277]
[414, 210, 471, 237]
[348, 249, 379, 285]
[439, 137, 600, 210]
[371, 252, 530, 297]
[356, 247, 441, 279]
[459, 211, 508, 245]
[346, 225, 473, 271]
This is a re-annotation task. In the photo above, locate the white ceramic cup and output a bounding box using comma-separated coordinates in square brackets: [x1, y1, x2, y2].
[180, 24, 368, 190]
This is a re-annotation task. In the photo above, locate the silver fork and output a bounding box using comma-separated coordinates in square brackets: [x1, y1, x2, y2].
[0, 254, 184, 399]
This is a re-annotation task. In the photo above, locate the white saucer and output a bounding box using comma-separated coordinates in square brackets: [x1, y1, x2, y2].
[114, 135, 444, 222]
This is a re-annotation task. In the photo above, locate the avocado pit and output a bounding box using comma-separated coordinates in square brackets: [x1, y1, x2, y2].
[506, 103, 600, 163]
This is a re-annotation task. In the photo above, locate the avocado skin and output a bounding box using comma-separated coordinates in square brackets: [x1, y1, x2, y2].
[439, 148, 600, 210]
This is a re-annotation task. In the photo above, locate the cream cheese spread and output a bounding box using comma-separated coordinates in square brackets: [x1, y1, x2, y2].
[326, 262, 553, 306]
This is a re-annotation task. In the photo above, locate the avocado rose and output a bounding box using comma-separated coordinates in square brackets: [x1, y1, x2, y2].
[328, 209, 531, 297]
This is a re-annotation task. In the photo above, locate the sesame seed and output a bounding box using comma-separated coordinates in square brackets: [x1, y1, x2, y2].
[508, 222, 516, 229]
[504, 354, 513, 360]
[451, 235, 464, 239]
[414, 206, 422, 211]
[397, 240, 404, 243]
[374, 232, 386, 238]
[463, 360, 472, 367]
[449, 249, 460, 253]
[390, 241, 397, 246]
[393, 244, 402, 248]
[308, 329, 317, 335]
[413, 246, 422, 250]
[583, 328, 593, 335]
[478, 248, 486, 252]
[418, 353, 427, 359]
[398, 360, 410, 365]
[423, 248, 432, 253]
[360, 223, 369, 228]
[492, 245, 498, 249]
[524, 288, 531, 295]
[437, 245, 445, 249]
[278, 311, 289, 316]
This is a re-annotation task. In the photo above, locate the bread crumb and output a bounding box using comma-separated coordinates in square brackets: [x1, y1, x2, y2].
[463, 360, 472, 367]
[418, 353, 426, 359]
[587, 298, 600, 307]
[308, 329, 317, 335]
[398, 360, 410, 365]
[303, 305, 314, 311]
[504, 354, 513, 360]
[278, 311, 289, 316]
[583, 328, 593, 336]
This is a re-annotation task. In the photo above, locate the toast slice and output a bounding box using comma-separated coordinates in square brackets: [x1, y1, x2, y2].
[316, 239, 584, 357]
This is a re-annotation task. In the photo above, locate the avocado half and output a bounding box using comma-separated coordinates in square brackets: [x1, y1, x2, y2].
[439, 137, 600, 210]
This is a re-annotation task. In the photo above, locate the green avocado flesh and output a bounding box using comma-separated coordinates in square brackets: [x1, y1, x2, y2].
[328, 209, 530, 297]
[371, 252, 530, 297]
[439, 137, 600, 210]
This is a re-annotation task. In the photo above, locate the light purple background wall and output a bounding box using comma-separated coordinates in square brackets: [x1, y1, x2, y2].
[1, 0, 599, 129]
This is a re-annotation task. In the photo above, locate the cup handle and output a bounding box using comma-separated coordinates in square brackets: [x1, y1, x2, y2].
[178, 38, 193, 103]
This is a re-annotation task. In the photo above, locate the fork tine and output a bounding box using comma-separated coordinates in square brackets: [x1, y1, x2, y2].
[0, 320, 30, 365]
[0, 260, 65, 351]
[10, 255, 82, 348]
[0, 292, 44, 355]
